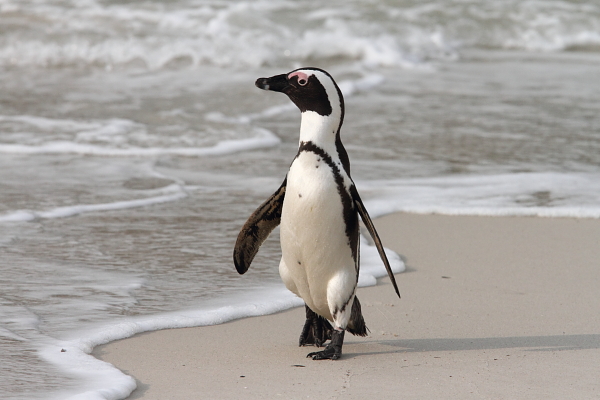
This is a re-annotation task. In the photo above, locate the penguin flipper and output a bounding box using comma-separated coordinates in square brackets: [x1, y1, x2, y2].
[233, 178, 287, 274]
[351, 185, 401, 298]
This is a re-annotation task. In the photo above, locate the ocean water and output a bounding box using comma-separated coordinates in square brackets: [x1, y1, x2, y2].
[1, 1, 599, 399]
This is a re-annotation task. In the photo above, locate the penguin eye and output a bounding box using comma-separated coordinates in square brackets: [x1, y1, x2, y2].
[288, 71, 310, 87]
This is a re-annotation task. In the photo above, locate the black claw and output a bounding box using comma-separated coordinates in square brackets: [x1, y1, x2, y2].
[307, 347, 337, 360]
[299, 305, 333, 347]
[306, 329, 345, 360]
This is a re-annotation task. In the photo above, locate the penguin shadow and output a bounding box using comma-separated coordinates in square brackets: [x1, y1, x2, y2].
[344, 334, 600, 359]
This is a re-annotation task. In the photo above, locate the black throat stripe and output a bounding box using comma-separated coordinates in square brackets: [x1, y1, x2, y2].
[296, 141, 359, 263]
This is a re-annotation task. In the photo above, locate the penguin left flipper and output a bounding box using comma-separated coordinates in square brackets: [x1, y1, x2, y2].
[233, 178, 287, 274]
[351, 185, 401, 298]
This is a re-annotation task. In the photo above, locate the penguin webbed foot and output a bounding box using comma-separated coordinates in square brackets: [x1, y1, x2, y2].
[299, 305, 333, 347]
[307, 329, 345, 360]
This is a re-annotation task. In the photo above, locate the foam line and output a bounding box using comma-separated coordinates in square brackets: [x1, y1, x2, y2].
[0, 192, 188, 223]
[43, 236, 404, 400]
[357, 172, 600, 220]
[3, 1, 600, 71]
[0, 128, 280, 157]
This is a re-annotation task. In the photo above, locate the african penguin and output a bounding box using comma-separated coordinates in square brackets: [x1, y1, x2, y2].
[234, 68, 400, 360]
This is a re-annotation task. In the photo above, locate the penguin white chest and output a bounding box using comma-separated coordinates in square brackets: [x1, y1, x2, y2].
[279, 150, 356, 318]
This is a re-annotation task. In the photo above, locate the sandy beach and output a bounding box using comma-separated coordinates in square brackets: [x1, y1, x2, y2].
[94, 213, 600, 399]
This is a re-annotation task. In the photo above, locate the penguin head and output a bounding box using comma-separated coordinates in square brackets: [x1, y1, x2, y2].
[255, 68, 344, 119]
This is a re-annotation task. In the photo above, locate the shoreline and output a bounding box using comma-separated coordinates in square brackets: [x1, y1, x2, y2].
[94, 213, 600, 399]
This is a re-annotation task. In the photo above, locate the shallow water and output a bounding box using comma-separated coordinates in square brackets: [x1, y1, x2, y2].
[1, 1, 600, 399]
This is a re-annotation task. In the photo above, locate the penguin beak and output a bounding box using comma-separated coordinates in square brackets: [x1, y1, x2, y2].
[255, 73, 290, 93]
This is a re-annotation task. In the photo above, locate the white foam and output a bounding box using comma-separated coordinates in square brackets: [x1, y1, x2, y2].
[3, 0, 600, 72]
[0, 127, 280, 157]
[0, 115, 146, 146]
[500, 5, 600, 52]
[504, 28, 600, 52]
[17, 171, 600, 399]
[0, 191, 187, 223]
[0, 1, 433, 70]
[337, 74, 385, 97]
[296, 21, 419, 68]
[0, 115, 112, 131]
[42, 235, 403, 400]
[205, 103, 298, 124]
[357, 172, 600, 219]
[41, 287, 303, 399]
[358, 235, 405, 288]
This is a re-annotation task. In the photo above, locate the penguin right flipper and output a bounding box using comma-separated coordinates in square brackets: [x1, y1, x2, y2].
[233, 178, 287, 274]
[350, 185, 401, 298]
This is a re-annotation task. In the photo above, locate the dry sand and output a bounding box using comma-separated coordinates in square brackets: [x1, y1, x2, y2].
[94, 213, 600, 399]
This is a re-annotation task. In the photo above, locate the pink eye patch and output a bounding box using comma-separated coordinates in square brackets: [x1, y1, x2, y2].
[288, 71, 309, 86]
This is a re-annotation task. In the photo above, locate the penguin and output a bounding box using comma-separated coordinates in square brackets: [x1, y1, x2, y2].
[234, 67, 400, 360]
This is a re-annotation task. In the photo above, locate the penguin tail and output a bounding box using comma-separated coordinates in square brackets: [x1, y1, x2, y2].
[346, 296, 369, 337]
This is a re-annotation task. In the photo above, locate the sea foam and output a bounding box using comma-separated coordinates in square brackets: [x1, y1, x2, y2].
[0, 128, 280, 157]
[2, 0, 598, 71]
[42, 237, 404, 400]
[358, 172, 600, 220]
[0, 191, 187, 222]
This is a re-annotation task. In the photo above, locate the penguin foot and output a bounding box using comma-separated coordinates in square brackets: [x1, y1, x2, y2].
[299, 305, 333, 347]
[307, 329, 345, 360]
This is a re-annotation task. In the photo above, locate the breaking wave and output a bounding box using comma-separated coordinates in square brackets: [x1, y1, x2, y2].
[1, 0, 599, 70]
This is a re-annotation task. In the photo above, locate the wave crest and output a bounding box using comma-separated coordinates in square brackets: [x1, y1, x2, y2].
[1, 0, 599, 70]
